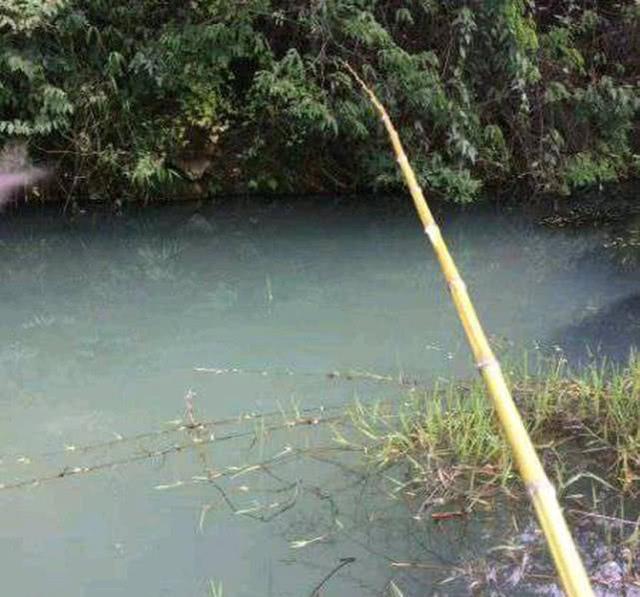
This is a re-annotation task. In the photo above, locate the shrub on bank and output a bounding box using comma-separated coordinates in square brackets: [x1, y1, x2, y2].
[1, 1, 639, 203]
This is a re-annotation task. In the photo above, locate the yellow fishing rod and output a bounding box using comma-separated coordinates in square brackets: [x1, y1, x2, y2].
[345, 63, 594, 596]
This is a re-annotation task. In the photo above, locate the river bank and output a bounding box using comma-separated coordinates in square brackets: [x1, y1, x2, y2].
[339, 353, 640, 594]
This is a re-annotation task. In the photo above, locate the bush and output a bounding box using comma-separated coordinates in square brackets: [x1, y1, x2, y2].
[1, 0, 639, 203]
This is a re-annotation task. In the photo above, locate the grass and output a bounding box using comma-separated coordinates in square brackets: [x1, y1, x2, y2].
[341, 352, 640, 504]
[207, 580, 223, 597]
[338, 354, 640, 591]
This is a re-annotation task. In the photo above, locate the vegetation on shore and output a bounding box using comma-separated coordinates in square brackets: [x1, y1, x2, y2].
[338, 354, 640, 592]
[1, 1, 639, 204]
[342, 353, 640, 505]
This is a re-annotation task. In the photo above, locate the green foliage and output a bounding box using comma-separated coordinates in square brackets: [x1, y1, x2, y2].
[564, 152, 620, 189]
[0, 0, 638, 203]
[348, 354, 640, 493]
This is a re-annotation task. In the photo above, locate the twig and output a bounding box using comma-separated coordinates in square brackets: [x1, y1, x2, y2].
[568, 509, 640, 528]
[309, 557, 356, 596]
[0, 417, 345, 491]
[209, 478, 301, 523]
[194, 365, 425, 389]
[1, 404, 344, 462]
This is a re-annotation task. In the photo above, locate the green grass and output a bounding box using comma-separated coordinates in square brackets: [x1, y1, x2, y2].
[342, 353, 640, 501]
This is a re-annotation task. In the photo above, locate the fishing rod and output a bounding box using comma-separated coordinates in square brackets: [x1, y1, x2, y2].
[345, 63, 594, 597]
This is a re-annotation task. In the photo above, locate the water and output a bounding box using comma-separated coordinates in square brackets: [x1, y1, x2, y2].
[0, 200, 636, 596]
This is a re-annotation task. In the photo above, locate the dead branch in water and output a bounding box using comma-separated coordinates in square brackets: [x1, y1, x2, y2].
[0, 414, 347, 492]
[309, 557, 356, 596]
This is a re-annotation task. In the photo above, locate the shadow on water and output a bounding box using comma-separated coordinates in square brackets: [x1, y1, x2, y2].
[553, 293, 640, 364]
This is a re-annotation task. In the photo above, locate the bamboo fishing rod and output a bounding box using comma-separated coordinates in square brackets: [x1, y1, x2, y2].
[345, 63, 594, 596]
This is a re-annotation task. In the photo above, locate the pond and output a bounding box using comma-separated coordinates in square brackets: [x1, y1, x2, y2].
[0, 199, 636, 596]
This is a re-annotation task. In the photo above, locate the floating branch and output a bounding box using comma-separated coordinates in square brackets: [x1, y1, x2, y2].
[193, 365, 424, 389]
[1, 403, 343, 463]
[0, 414, 345, 491]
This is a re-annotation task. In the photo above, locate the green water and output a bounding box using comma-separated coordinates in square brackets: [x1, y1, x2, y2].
[0, 201, 635, 595]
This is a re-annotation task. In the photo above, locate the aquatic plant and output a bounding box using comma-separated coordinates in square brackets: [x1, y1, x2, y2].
[136, 239, 184, 280]
[207, 579, 223, 597]
[346, 353, 640, 499]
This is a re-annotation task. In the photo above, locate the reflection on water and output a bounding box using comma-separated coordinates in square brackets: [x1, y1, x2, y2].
[0, 201, 637, 595]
